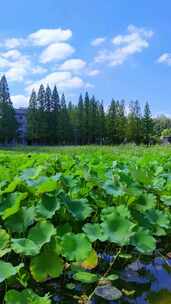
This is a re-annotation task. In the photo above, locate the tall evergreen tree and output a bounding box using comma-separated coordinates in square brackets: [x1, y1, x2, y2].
[0, 75, 12, 104]
[127, 100, 142, 144]
[45, 85, 52, 144]
[107, 99, 118, 144]
[51, 86, 60, 144]
[0, 75, 17, 143]
[27, 90, 38, 143]
[60, 93, 71, 144]
[77, 94, 84, 144]
[84, 92, 91, 144]
[143, 102, 154, 145]
[98, 101, 106, 144]
[116, 100, 126, 143]
[37, 84, 46, 143]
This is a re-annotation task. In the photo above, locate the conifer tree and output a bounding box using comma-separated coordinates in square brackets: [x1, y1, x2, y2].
[98, 101, 106, 144]
[27, 89, 38, 143]
[107, 99, 118, 144]
[0, 75, 17, 143]
[37, 84, 46, 144]
[127, 100, 142, 144]
[60, 93, 71, 144]
[45, 85, 52, 143]
[77, 94, 84, 144]
[84, 92, 90, 144]
[51, 86, 60, 144]
[143, 102, 153, 145]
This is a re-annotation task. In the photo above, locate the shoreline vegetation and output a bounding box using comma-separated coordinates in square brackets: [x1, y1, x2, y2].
[0, 145, 171, 303]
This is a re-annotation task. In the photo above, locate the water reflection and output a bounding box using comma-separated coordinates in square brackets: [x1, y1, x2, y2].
[50, 257, 171, 303]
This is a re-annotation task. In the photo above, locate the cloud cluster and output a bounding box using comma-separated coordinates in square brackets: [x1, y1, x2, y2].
[0, 25, 156, 108]
[157, 53, 171, 65]
[95, 25, 154, 66]
[0, 28, 94, 101]
[91, 37, 106, 47]
[26, 71, 84, 93]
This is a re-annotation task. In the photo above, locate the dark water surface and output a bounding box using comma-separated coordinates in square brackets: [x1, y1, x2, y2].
[44, 257, 171, 303]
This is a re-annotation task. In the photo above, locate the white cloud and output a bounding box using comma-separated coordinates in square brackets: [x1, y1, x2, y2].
[58, 58, 86, 71]
[157, 53, 171, 65]
[29, 28, 72, 46]
[91, 37, 106, 46]
[0, 50, 47, 82]
[3, 28, 72, 49]
[87, 69, 100, 76]
[2, 49, 22, 60]
[11, 95, 28, 108]
[0, 57, 11, 68]
[26, 71, 84, 93]
[4, 38, 26, 49]
[40, 42, 75, 63]
[32, 66, 47, 74]
[6, 56, 31, 82]
[95, 25, 154, 66]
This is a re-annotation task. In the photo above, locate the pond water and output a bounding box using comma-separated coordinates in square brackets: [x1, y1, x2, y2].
[42, 256, 171, 304]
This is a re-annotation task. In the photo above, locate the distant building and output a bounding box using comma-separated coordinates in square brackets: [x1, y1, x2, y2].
[161, 136, 171, 144]
[15, 108, 27, 144]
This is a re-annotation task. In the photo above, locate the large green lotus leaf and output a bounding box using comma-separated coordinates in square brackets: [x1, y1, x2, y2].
[20, 167, 43, 181]
[36, 178, 57, 195]
[30, 247, 64, 282]
[101, 213, 135, 245]
[62, 233, 92, 261]
[131, 228, 156, 254]
[36, 194, 60, 219]
[0, 229, 10, 257]
[28, 221, 56, 248]
[101, 206, 130, 221]
[1, 177, 22, 194]
[94, 285, 122, 301]
[103, 181, 125, 197]
[12, 239, 40, 256]
[5, 288, 51, 304]
[73, 271, 99, 283]
[66, 198, 93, 221]
[83, 223, 105, 242]
[148, 289, 171, 304]
[161, 195, 171, 206]
[145, 209, 170, 229]
[135, 193, 156, 212]
[0, 261, 23, 283]
[0, 192, 27, 220]
[57, 223, 72, 237]
[5, 207, 35, 233]
[131, 168, 151, 186]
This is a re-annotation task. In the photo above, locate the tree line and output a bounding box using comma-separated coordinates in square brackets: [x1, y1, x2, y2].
[27, 84, 154, 145]
[0, 75, 170, 146]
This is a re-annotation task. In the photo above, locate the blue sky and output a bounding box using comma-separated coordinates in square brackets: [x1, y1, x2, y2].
[0, 0, 170, 115]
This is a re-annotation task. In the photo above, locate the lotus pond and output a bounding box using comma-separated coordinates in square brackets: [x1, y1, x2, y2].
[1, 145, 171, 303]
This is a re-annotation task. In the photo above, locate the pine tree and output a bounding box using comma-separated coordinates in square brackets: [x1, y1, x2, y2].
[98, 101, 106, 144]
[0, 75, 17, 143]
[143, 102, 153, 145]
[51, 86, 60, 144]
[27, 90, 38, 143]
[60, 93, 71, 144]
[0, 75, 12, 104]
[127, 100, 142, 144]
[107, 99, 118, 144]
[45, 85, 52, 144]
[84, 92, 91, 144]
[36, 84, 46, 144]
[116, 100, 126, 143]
[77, 94, 84, 144]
